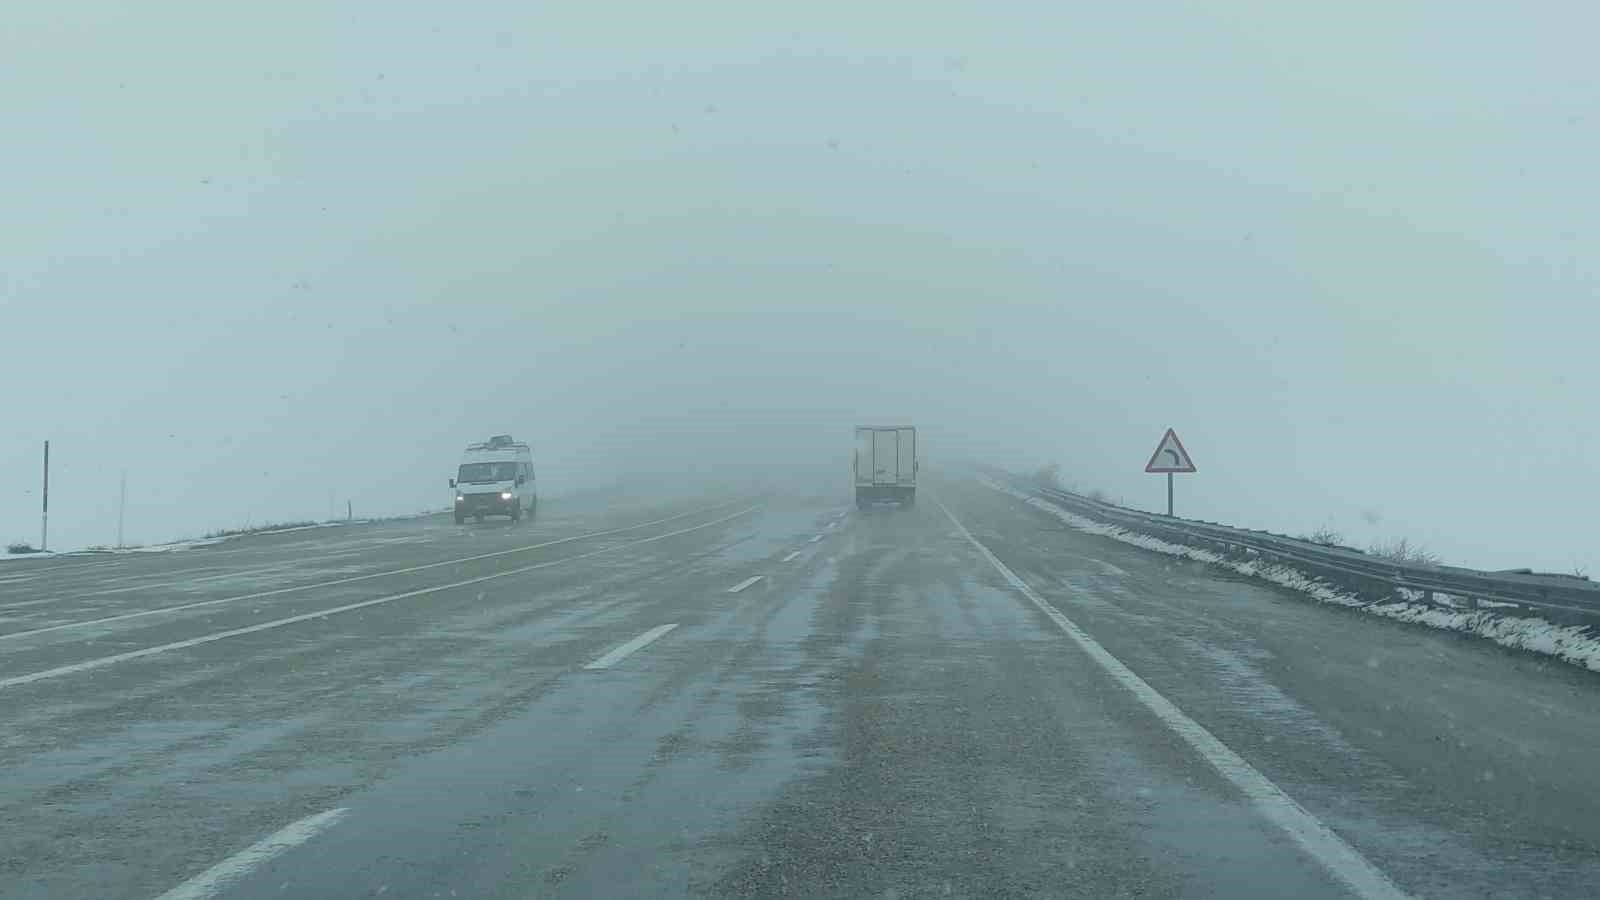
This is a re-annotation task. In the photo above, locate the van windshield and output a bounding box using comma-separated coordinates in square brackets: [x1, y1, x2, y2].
[458, 462, 517, 484]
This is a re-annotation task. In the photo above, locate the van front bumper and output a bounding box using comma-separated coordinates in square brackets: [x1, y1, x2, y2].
[457, 493, 516, 512]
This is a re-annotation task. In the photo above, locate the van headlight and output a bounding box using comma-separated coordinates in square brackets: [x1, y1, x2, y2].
[501, 491, 513, 500]
[455, 495, 464, 503]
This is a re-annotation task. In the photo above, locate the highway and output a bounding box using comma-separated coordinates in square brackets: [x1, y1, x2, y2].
[4, 476, 1600, 898]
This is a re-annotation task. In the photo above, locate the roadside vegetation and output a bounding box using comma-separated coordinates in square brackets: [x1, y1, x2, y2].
[1298, 526, 1345, 547]
[1367, 537, 1442, 566]
[1032, 464, 1063, 491]
[1032, 464, 1125, 506]
[202, 520, 320, 540]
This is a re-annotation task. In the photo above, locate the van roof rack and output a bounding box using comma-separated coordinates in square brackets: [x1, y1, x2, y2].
[465, 435, 530, 452]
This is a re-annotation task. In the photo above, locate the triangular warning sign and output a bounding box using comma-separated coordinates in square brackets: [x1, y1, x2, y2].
[1144, 428, 1196, 473]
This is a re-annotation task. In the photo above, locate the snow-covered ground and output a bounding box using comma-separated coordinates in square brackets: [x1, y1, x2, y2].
[0, 512, 445, 563]
[983, 477, 1600, 674]
[0, 535, 229, 563]
[0, 551, 61, 564]
[108, 536, 231, 553]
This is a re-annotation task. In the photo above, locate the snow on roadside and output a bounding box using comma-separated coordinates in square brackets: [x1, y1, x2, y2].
[1, 536, 228, 562]
[65, 522, 352, 555]
[114, 537, 230, 553]
[2, 509, 446, 562]
[981, 477, 1600, 674]
[214, 521, 356, 539]
[0, 552, 60, 564]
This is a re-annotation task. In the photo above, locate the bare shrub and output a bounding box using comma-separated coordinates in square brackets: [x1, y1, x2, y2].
[1368, 537, 1441, 566]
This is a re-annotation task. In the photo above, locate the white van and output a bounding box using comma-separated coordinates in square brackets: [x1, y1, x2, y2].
[450, 435, 537, 523]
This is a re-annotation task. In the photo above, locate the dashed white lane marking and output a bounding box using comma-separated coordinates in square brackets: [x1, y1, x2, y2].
[154, 807, 348, 900]
[937, 499, 1411, 900]
[727, 576, 764, 594]
[0, 508, 756, 691]
[0, 597, 66, 612]
[583, 624, 680, 670]
[782, 551, 802, 563]
[0, 501, 742, 645]
[826, 520, 839, 529]
[808, 534, 824, 544]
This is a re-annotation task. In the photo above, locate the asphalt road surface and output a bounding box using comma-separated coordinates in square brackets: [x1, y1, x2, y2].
[4, 476, 1600, 898]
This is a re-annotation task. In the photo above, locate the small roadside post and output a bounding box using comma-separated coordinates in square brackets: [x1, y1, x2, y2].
[1144, 428, 1196, 516]
[41, 441, 50, 552]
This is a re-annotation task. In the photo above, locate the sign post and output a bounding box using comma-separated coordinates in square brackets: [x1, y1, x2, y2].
[117, 470, 127, 549]
[41, 440, 49, 552]
[1143, 428, 1196, 517]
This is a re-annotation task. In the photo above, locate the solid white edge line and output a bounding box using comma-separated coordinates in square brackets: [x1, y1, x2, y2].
[153, 807, 348, 900]
[808, 534, 824, 543]
[0, 508, 756, 691]
[583, 623, 680, 670]
[728, 576, 764, 594]
[936, 498, 1411, 900]
[0, 501, 741, 644]
[782, 551, 802, 563]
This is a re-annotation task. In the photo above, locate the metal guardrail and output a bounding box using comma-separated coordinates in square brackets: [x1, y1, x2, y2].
[998, 472, 1600, 622]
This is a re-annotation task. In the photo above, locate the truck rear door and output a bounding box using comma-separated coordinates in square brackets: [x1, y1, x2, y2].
[896, 428, 917, 484]
[855, 429, 873, 484]
[872, 429, 901, 485]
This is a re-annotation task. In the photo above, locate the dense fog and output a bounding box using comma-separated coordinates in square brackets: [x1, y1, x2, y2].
[3, 2, 1595, 572]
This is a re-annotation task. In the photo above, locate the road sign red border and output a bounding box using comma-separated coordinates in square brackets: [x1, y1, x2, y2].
[1145, 428, 1197, 473]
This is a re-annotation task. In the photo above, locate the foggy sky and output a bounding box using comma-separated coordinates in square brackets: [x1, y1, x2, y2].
[4, 2, 1597, 573]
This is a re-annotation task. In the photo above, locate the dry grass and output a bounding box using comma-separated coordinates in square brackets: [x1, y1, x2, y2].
[1300, 526, 1345, 547]
[1368, 537, 1441, 566]
[1033, 463, 1063, 491]
[202, 520, 318, 539]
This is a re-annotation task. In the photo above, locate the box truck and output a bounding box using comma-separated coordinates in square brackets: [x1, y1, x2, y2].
[854, 425, 917, 509]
